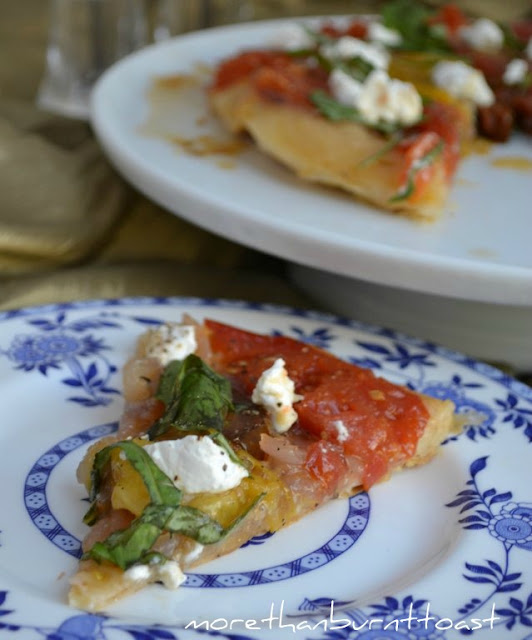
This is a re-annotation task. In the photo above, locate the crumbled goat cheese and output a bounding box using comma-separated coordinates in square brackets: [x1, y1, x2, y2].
[143, 323, 197, 366]
[183, 542, 204, 564]
[333, 420, 349, 443]
[367, 21, 402, 47]
[432, 60, 494, 106]
[143, 435, 248, 494]
[321, 36, 390, 70]
[251, 358, 302, 433]
[125, 560, 185, 590]
[503, 58, 528, 85]
[329, 68, 363, 106]
[357, 69, 423, 125]
[329, 68, 422, 126]
[156, 560, 186, 589]
[459, 17, 504, 51]
[270, 23, 315, 51]
[124, 564, 151, 582]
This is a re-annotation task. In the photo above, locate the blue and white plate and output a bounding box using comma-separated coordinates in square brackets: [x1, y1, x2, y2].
[0, 297, 531, 640]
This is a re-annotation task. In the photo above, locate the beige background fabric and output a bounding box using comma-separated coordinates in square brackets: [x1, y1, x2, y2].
[0, 0, 314, 309]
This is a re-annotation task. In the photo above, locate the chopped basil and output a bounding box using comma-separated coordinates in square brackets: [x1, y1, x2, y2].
[209, 431, 249, 469]
[149, 354, 233, 439]
[84, 440, 263, 570]
[358, 132, 403, 167]
[389, 139, 444, 202]
[88, 440, 182, 508]
[501, 23, 526, 55]
[87, 514, 164, 570]
[302, 24, 333, 48]
[155, 359, 183, 405]
[381, 0, 451, 54]
[310, 90, 403, 134]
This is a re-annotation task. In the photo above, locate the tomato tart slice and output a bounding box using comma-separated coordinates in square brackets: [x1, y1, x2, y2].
[209, 1, 531, 220]
[69, 317, 457, 611]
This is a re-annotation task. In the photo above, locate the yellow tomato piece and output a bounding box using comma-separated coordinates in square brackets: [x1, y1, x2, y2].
[185, 453, 295, 532]
[110, 450, 150, 517]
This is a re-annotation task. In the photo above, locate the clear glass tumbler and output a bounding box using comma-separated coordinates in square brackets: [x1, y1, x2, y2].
[38, 0, 149, 119]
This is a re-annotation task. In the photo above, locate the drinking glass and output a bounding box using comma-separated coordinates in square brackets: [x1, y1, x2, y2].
[38, 0, 149, 119]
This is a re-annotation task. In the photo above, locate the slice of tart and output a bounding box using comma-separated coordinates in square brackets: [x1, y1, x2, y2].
[69, 317, 457, 611]
[208, 0, 531, 220]
[208, 17, 477, 221]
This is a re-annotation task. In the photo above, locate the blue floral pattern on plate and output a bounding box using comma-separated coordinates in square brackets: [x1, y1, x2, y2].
[0, 297, 531, 639]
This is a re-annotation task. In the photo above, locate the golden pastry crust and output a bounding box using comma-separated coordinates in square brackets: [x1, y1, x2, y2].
[210, 81, 450, 220]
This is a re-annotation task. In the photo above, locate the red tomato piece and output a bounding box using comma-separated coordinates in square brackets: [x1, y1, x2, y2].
[320, 20, 368, 40]
[206, 320, 429, 490]
[398, 130, 442, 199]
[211, 50, 328, 110]
[512, 20, 532, 43]
[419, 102, 462, 176]
[427, 3, 468, 35]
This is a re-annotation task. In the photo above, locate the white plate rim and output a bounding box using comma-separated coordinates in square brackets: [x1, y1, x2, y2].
[90, 19, 532, 306]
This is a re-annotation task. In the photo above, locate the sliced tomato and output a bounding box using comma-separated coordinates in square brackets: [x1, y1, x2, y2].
[211, 51, 286, 91]
[469, 51, 511, 87]
[206, 320, 429, 490]
[397, 130, 442, 200]
[320, 19, 368, 40]
[419, 101, 462, 176]
[512, 20, 532, 43]
[427, 3, 468, 35]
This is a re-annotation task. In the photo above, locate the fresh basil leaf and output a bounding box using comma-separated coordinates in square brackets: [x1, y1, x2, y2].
[86, 495, 265, 569]
[302, 24, 333, 47]
[335, 57, 374, 83]
[83, 502, 99, 527]
[381, 0, 451, 53]
[87, 518, 163, 570]
[209, 431, 248, 469]
[501, 23, 525, 54]
[359, 132, 403, 167]
[311, 90, 402, 134]
[90, 440, 182, 507]
[149, 354, 233, 439]
[155, 359, 184, 406]
[389, 139, 444, 202]
[164, 505, 225, 544]
[164, 493, 264, 544]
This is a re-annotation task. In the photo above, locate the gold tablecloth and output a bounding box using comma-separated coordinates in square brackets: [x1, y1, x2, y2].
[0, 0, 315, 310]
[1, 1, 530, 384]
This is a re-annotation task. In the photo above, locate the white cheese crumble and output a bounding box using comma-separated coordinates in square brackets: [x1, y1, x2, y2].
[432, 60, 494, 106]
[269, 23, 315, 51]
[251, 358, 302, 433]
[157, 560, 186, 589]
[358, 69, 423, 126]
[459, 17, 504, 51]
[143, 435, 248, 494]
[321, 36, 390, 70]
[329, 68, 363, 106]
[142, 323, 197, 366]
[503, 58, 528, 85]
[125, 560, 185, 590]
[333, 419, 349, 443]
[329, 68, 423, 126]
[183, 542, 204, 564]
[367, 21, 402, 47]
